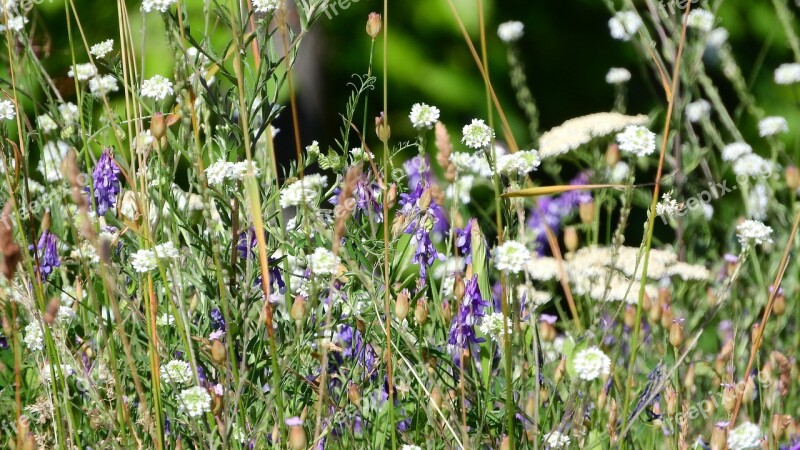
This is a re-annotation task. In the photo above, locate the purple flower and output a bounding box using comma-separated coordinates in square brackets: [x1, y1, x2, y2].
[404, 156, 431, 190]
[211, 307, 225, 331]
[455, 219, 474, 263]
[447, 275, 488, 356]
[527, 174, 592, 255]
[337, 325, 377, 376]
[285, 416, 303, 427]
[410, 227, 444, 281]
[89, 148, 121, 215]
[31, 231, 60, 281]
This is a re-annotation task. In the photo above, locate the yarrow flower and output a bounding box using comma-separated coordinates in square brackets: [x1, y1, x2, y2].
[23, 322, 43, 351]
[758, 116, 788, 137]
[177, 386, 212, 418]
[573, 346, 611, 381]
[450, 152, 492, 177]
[90, 39, 114, 59]
[68, 63, 97, 81]
[253, 0, 281, 13]
[160, 360, 193, 385]
[686, 9, 714, 31]
[497, 150, 541, 176]
[497, 20, 524, 42]
[479, 312, 512, 343]
[400, 446, 422, 450]
[140, 75, 174, 100]
[130, 249, 158, 273]
[142, 0, 176, 13]
[279, 174, 328, 208]
[605, 67, 631, 84]
[89, 75, 119, 97]
[308, 248, 340, 276]
[205, 160, 261, 185]
[543, 430, 571, 449]
[686, 99, 711, 123]
[775, 63, 800, 85]
[736, 220, 773, 247]
[616, 125, 656, 157]
[0, 99, 15, 121]
[656, 191, 683, 217]
[461, 119, 495, 149]
[493, 240, 532, 274]
[90, 148, 121, 215]
[727, 422, 762, 450]
[32, 231, 60, 281]
[609, 11, 642, 41]
[408, 103, 440, 130]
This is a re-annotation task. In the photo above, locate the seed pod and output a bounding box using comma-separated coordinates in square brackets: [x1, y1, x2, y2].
[710, 423, 727, 450]
[347, 382, 361, 405]
[291, 296, 306, 323]
[386, 183, 397, 208]
[669, 320, 684, 349]
[664, 386, 677, 417]
[786, 165, 800, 191]
[624, 305, 637, 329]
[414, 298, 428, 325]
[579, 200, 595, 224]
[211, 340, 227, 364]
[150, 112, 167, 140]
[563, 226, 579, 253]
[395, 290, 410, 320]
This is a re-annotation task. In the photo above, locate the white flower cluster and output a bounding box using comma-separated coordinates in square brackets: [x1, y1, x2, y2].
[497, 150, 540, 176]
[605, 67, 631, 84]
[160, 359, 193, 385]
[450, 152, 492, 178]
[573, 346, 611, 381]
[609, 11, 642, 41]
[0, 99, 15, 121]
[90, 39, 114, 59]
[493, 241, 532, 274]
[686, 9, 714, 32]
[131, 243, 180, 273]
[39, 141, 70, 182]
[706, 27, 729, 48]
[89, 75, 119, 97]
[758, 116, 788, 137]
[685, 99, 711, 123]
[461, 119, 495, 149]
[616, 125, 656, 157]
[733, 153, 772, 178]
[154, 242, 180, 259]
[205, 160, 261, 185]
[656, 191, 683, 217]
[479, 312, 512, 343]
[538, 112, 648, 158]
[736, 220, 773, 247]
[37, 114, 58, 133]
[721, 142, 751, 162]
[309, 248, 340, 276]
[445, 175, 474, 204]
[774, 63, 800, 85]
[24, 322, 44, 351]
[408, 103, 440, 130]
[400, 446, 423, 450]
[253, 0, 281, 13]
[279, 174, 328, 208]
[141, 75, 174, 100]
[543, 430, 571, 449]
[177, 386, 212, 418]
[59, 102, 79, 124]
[727, 422, 762, 450]
[497, 21, 524, 43]
[142, 0, 176, 13]
[69, 63, 98, 81]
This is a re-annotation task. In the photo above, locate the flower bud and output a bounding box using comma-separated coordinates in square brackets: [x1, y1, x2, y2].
[151, 112, 167, 140]
[554, 357, 566, 384]
[648, 300, 662, 323]
[786, 165, 800, 191]
[706, 286, 718, 307]
[375, 112, 391, 142]
[347, 382, 361, 405]
[441, 300, 452, 323]
[418, 188, 432, 211]
[773, 289, 786, 316]
[624, 305, 637, 329]
[606, 143, 621, 166]
[366, 13, 382, 39]
[683, 364, 695, 391]
[499, 436, 511, 450]
[579, 200, 595, 224]
[288, 425, 307, 450]
[44, 297, 61, 325]
[660, 305, 673, 329]
[387, 183, 397, 208]
[669, 319, 684, 349]
[525, 394, 536, 418]
[414, 298, 428, 325]
[773, 414, 791, 442]
[742, 376, 756, 404]
[563, 226, 579, 252]
[597, 388, 607, 410]
[211, 339, 227, 364]
[721, 385, 736, 413]
[642, 291, 652, 312]
[710, 423, 727, 450]
[395, 290, 410, 320]
[291, 296, 306, 323]
[454, 275, 465, 302]
[430, 387, 443, 409]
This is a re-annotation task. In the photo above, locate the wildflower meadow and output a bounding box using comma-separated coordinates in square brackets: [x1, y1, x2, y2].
[3, 0, 800, 449]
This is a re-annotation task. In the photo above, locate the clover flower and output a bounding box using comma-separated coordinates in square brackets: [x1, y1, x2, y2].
[497, 21, 524, 42]
[447, 275, 488, 355]
[493, 240, 532, 274]
[605, 67, 631, 84]
[479, 312, 512, 343]
[616, 125, 656, 157]
[686, 99, 711, 123]
[177, 386, 212, 418]
[775, 63, 800, 85]
[90, 148, 121, 215]
[141, 75, 174, 100]
[90, 39, 114, 59]
[23, 322, 43, 351]
[686, 9, 714, 31]
[727, 422, 762, 450]
[32, 231, 60, 281]
[408, 103, 440, 130]
[609, 11, 642, 41]
[89, 74, 119, 97]
[573, 346, 611, 381]
[0, 99, 15, 121]
[131, 249, 158, 273]
[160, 360, 193, 385]
[309, 248, 340, 276]
[461, 119, 495, 149]
[142, 0, 176, 13]
[736, 220, 773, 247]
[758, 116, 788, 137]
[68, 63, 97, 81]
[253, 0, 281, 13]
[543, 430, 571, 448]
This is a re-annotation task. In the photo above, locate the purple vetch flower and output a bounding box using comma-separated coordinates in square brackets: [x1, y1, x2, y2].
[404, 155, 431, 190]
[447, 275, 488, 358]
[539, 314, 558, 325]
[237, 227, 261, 260]
[89, 148, 121, 215]
[31, 230, 60, 281]
[211, 307, 226, 331]
[329, 172, 384, 223]
[337, 324, 377, 377]
[410, 226, 444, 282]
[527, 173, 592, 255]
[455, 218, 476, 264]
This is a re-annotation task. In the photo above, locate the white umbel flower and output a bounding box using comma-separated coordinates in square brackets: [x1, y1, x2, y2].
[226, 161, 261, 180]
[90, 39, 114, 59]
[59, 102, 79, 124]
[686, 9, 714, 31]
[279, 174, 328, 208]
[131, 249, 158, 273]
[68, 63, 97, 81]
[732, 153, 772, 178]
[493, 241, 532, 274]
[616, 125, 656, 157]
[142, 0, 176, 13]
[497, 150, 541, 176]
[758, 116, 788, 137]
[736, 220, 773, 246]
[609, 161, 630, 182]
[685, 99, 711, 123]
[89, 75, 119, 97]
[23, 322, 44, 351]
[775, 63, 800, 85]
[154, 242, 180, 259]
[605, 67, 631, 84]
[543, 430, 571, 449]
[721, 142, 752, 162]
[0, 99, 15, 121]
[253, 0, 281, 13]
[573, 346, 611, 381]
[309, 248, 340, 276]
[160, 360, 193, 385]
[479, 312, 512, 343]
[408, 103, 440, 130]
[609, 11, 642, 41]
[461, 119, 495, 149]
[141, 75, 174, 100]
[747, 183, 769, 221]
[306, 141, 320, 158]
[177, 386, 212, 418]
[656, 191, 683, 217]
[727, 422, 763, 450]
[497, 21, 524, 42]
[37, 114, 58, 133]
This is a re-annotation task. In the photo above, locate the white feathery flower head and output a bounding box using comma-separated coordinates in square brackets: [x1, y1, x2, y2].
[687, 9, 714, 31]
[736, 220, 773, 247]
[408, 103, 440, 130]
[758, 116, 788, 137]
[538, 112, 648, 158]
[131, 249, 158, 273]
[0, 99, 15, 121]
[721, 142, 752, 162]
[609, 11, 642, 41]
[479, 312, 512, 342]
[279, 174, 328, 208]
[493, 241, 532, 274]
[605, 67, 631, 84]
[543, 430, 571, 449]
[775, 63, 800, 85]
[253, 0, 281, 13]
[68, 63, 97, 81]
[732, 153, 772, 178]
[89, 75, 119, 97]
[616, 125, 656, 157]
[350, 147, 367, 162]
[71, 241, 99, 264]
[59, 102, 79, 124]
[497, 150, 541, 176]
[667, 262, 711, 281]
[656, 191, 684, 217]
[154, 242, 180, 259]
[309, 248, 340, 276]
[526, 257, 560, 281]
[461, 119, 495, 149]
[160, 360, 193, 385]
[37, 114, 58, 133]
[142, 0, 176, 13]
[177, 386, 212, 418]
[24, 322, 44, 351]
[686, 99, 711, 123]
[157, 313, 175, 326]
[39, 141, 70, 182]
[706, 27, 729, 48]
[141, 75, 174, 100]
[205, 160, 231, 185]
[727, 422, 762, 450]
[90, 39, 114, 59]
[497, 21, 524, 42]
[573, 346, 611, 381]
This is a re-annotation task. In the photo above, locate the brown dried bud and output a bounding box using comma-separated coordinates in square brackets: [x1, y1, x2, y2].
[414, 298, 428, 325]
[151, 112, 167, 140]
[579, 200, 595, 224]
[366, 13, 382, 39]
[418, 188, 432, 211]
[742, 376, 756, 404]
[288, 425, 307, 450]
[291, 296, 306, 323]
[441, 300, 452, 323]
[499, 436, 511, 450]
[721, 385, 736, 413]
[211, 339, 227, 364]
[660, 306, 673, 330]
[375, 112, 391, 142]
[387, 183, 397, 208]
[430, 387, 443, 409]
[773, 290, 786, 316]
[669, 319, 684, 348]
[395, 290, 410, 320]
[683, 364, 695, 391]
[563, 226, 579, 253]
[710, 422, 727, 450]
[648, 300, 662, 323]
[664, 386, 677, 417]
[525, 394, 536, 417]
[391, 214, 407, 238]
[706, 287, 718, 307]
[347, 382, 361, 405]
[624, 305, 637, 329]
[554, 357, 566, 384]
[786, 165, 800, 191]
[453, 275, 465, 301]
[606, 143, 621, 166]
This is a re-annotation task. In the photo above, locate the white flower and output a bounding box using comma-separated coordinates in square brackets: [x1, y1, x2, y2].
[0, 99, 15, 121]
[450, 152, 492, 177]
[160, 360, 193, 385]
[736, 220, 773, 246]
[23, 322, 43, 351]
[747, 183, 769, 221]
[687, 9, 714, 32]
[656, 191, 683, 217]
[732, 153, 772, 178]
[59, 102, 79, 124]
[71, 241, 99, 264]
[39, 141, 70, 182]
[37, 114, 57, 133]
[141, 75, 174, 100]
[68, 63, 97, 81]
[205, 160, 230, 185]
[461, 119, 495, 149]
[497, 20, 524, 42]
[142, 0, 176, 13]
[722, 142, 752, 162]
[616, 125, 656, 157]
[446, 175, 475, 204]
[605, 67, 631, 84]
[90, 39, 114, 59]
[157, 313, 175, 326]
[497, 150, 541, 176]
[400, 446, 422, 450]
[686, 99, 711, 123]
[154, 242, 180, 259]
[539, 112, 648, 158]
[479, 312, 512, 342]
[758, 116, 788, 137]
[775, 63, 800, 85]
[89, 75, 119, 97]
[226, 161, 261, 180]
[134, 130, 154, 154]
[609, 11, 642, 41]
[309, 248, 340, 276]
[493, 241, 532, 274]
[408, 103, 440, 130]
[573, 346, 611, 381]
[306, 140, 320, 158]
[0, 15, 27, 32]
[706, 27, 729, 48]
[543, 430, 571, 449]
[350, 147, 367, 162]
[279, 174, 328, 208]
[177, 386, 211, 418]
[253, 0, 281, 13]
[727, 422, 763, 450]
[609, 161, 629, 182]
[131, 249, 158, 273]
